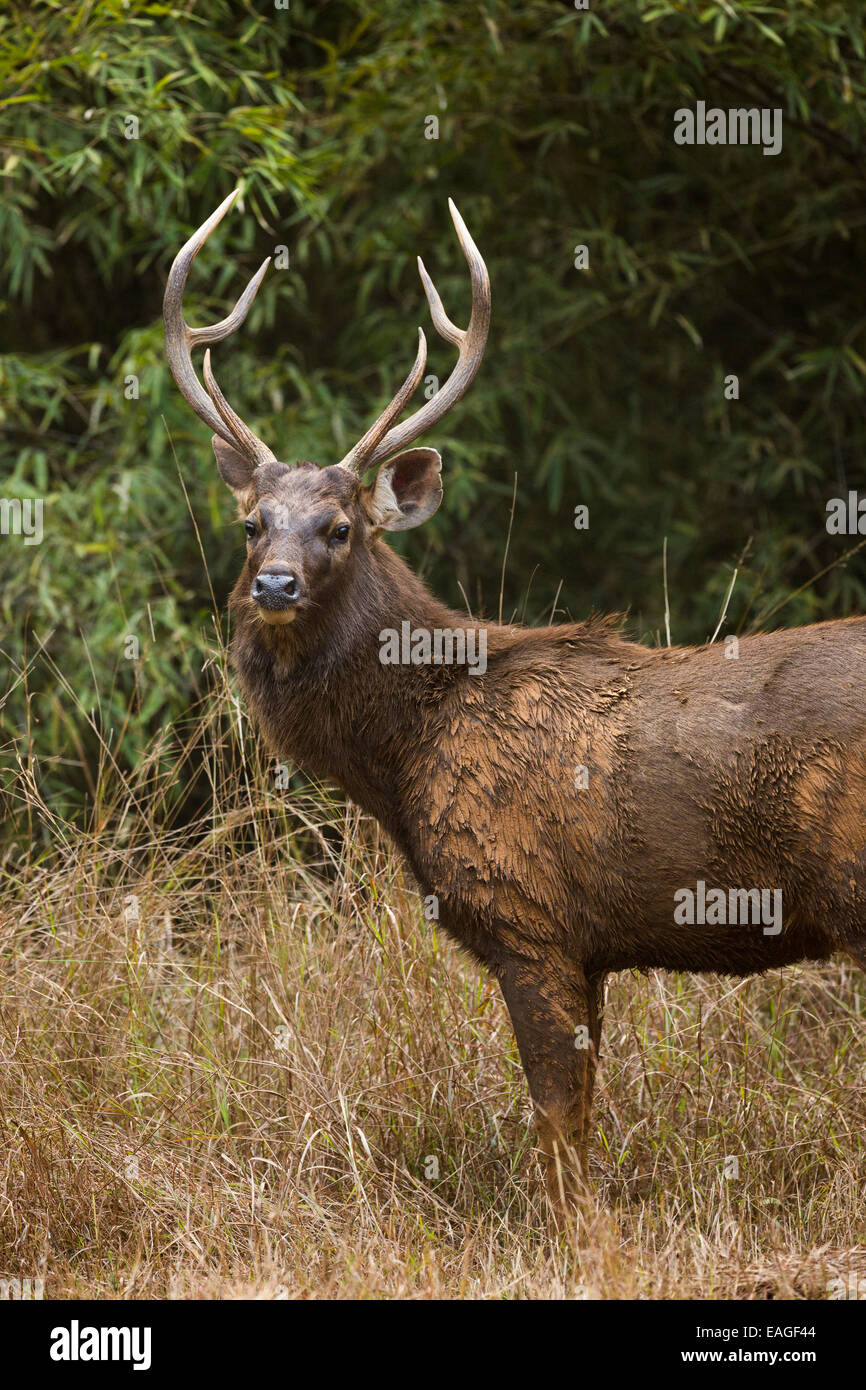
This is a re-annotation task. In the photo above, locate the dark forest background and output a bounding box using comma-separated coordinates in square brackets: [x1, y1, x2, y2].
[2, 0, 866, 838]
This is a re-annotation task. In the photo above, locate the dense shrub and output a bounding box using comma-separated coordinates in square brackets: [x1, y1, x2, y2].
[2, 0, 865, 835]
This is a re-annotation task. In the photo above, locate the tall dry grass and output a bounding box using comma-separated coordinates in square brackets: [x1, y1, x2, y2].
[1, 636, 865, 1299]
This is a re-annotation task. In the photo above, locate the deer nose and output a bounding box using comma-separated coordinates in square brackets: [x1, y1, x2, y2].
[251, 568, 303, 609]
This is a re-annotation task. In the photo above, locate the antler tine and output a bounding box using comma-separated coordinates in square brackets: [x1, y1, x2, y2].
[163, 189, 275, 464]
[416, 255, 464, 347]
[338, 328, 427, 477]
[337, 200, 490, 477]
[203, 350, 276, 466]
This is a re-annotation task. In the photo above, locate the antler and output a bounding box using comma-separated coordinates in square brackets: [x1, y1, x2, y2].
[163, 189, 276, 467]
[338, 199, 491, 477]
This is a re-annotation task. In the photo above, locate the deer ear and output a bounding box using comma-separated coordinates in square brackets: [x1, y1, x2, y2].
[212, 436, 256, 496]
[362, 448, 443, 532]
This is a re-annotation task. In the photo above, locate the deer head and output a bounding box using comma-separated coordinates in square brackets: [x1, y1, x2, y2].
[164, 192, 490, 628]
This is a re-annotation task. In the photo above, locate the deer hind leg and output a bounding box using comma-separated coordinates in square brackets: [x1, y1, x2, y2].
[577, 968, 607, 1174]
[498, 955, 606, 1218]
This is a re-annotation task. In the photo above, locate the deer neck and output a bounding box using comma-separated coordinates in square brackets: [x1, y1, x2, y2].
[229, 541, 473, 834]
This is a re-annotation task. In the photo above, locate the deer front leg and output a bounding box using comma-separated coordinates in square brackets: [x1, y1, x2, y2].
[498, 954, 606, 1217]
[847, 940, 866, 973]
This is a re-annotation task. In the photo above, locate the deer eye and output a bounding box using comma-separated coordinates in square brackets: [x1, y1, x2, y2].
[245, 519, 258, 539]
[331, 524, 350, 544]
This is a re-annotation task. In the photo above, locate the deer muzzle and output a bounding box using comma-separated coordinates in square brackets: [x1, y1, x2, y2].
[251, 565, 306, 622]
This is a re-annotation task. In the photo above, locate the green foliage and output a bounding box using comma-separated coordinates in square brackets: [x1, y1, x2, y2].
[2, 0, 866, 834]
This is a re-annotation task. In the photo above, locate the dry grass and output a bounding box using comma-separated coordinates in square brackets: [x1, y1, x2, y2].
[1, 655, 866, 1300]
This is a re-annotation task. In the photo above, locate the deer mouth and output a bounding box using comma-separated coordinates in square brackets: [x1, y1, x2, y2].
[257, 607, 299, 627]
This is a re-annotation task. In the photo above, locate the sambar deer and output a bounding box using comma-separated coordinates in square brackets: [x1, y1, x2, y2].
[165, 190, 866, 1212]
